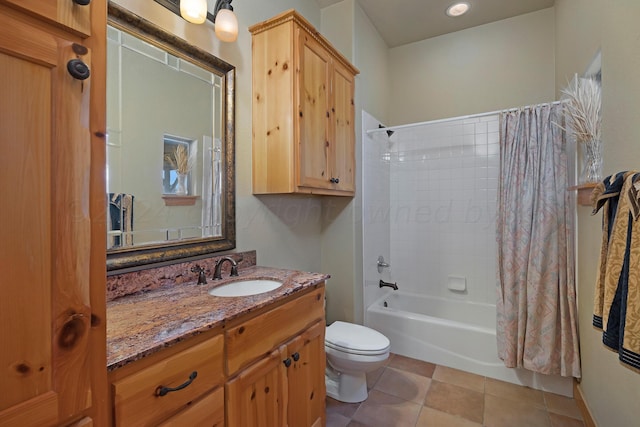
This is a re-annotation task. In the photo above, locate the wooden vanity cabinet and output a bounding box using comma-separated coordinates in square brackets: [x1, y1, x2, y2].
[0, 1, 106, 426]
[250, 9, 358, 196]
[225, 286, 326, 427]
[108, 284, 326, 427]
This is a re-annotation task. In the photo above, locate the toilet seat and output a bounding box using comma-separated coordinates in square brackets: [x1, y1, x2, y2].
[325, 321, 390, 356]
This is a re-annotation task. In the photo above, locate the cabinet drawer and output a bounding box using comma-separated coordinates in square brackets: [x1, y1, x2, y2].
[226, 286, 324, 376]
[112, 334, 224, 427]
[157, 386, 224, 427]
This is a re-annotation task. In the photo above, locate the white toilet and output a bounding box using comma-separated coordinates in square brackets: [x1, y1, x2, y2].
[325, 321, 390, 403]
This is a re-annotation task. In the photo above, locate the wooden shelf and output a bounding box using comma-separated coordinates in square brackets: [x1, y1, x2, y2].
[568, 183, 598, 206]
[162, 195, 198, 206]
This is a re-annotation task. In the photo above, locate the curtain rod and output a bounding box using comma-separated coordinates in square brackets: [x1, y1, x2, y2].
[366, 100, 566, 135]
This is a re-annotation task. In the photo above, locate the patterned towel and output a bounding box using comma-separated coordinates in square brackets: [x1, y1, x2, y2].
[593, 171, 640, 370]
[591, 172, 633, 329]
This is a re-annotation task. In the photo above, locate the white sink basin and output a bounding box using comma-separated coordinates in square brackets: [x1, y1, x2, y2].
[208, 279, 283, 297]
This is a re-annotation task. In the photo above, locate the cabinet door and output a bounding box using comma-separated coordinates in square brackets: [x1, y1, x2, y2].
[330, 60, 356, 193]
[226, 348, 287, 427]
[0, 8, 94, 427]
[0, 0, 91, 36]
[285, 322, 326, 427]
[297, 28, 332, 190]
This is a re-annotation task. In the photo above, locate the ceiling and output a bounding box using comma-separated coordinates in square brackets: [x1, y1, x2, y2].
[316, 0, 555, 48]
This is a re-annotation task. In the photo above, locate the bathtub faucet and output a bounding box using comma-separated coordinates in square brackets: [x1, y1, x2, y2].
[379, 279, 398, 290]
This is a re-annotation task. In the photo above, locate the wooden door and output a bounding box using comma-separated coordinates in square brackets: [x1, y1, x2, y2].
[0, 0, 91, 36]
[285, 322, 326, 427]
[330, 60, 356, 193]
[297, 27, 332, 190]
[226, 348, 287, 427]
[0, 7, 95, 426]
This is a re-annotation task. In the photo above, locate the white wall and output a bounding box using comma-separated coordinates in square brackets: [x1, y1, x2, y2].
[555, 0, 640, 425]
[388, 8, 556, 125]
[320, 0, 390, 324]
[388, 115, 499, 303]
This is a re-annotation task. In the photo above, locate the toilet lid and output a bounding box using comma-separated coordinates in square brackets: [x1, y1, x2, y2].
[325, 321, 390, 355]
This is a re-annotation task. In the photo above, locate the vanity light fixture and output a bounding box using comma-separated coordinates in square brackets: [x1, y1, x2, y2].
[212, 0, 238, 42]
[446, 2, 470, 17]
[155, 0, 239, 42]
[180, 0, 207, 24]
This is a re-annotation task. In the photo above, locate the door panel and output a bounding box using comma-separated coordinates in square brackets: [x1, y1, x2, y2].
[286, 322, 326, 427]
[0, 8, 93, 425]
[226, 348, 287, 427]
[331, 61, 356, 192]
[297, 29, 331, 190]
[1, 0, 91, 36]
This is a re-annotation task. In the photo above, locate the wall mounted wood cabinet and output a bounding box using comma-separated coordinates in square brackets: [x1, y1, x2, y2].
[250, 9, 359, 196]
[0, 1, 107, 426]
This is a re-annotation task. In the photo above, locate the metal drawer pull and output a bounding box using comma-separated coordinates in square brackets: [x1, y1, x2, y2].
[292, 352, 300, 362]
[72, 0, 91, 5]
[156, 371, 198, 396]
[283, 358, 292, 368]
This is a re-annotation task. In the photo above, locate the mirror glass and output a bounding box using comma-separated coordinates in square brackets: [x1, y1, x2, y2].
[106, 3, 235, 271]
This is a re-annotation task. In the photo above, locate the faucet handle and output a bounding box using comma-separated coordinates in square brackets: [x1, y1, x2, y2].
[377, 256, 390, 273]
[191, 264, 207, 285]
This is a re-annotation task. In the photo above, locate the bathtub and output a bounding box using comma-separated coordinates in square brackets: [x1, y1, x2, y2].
[366, 291, 573, 396]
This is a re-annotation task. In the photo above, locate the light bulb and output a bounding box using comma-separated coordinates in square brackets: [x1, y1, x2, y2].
[446, 2, 470, 17]
[180, 0, 207, 24]
[215, 9, 238, 42]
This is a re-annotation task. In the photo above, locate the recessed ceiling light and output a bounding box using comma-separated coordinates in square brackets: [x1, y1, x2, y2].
[446, 2, 470, 17]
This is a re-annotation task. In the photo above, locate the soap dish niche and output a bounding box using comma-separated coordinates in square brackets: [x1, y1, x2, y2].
[447, 275, 467, 293]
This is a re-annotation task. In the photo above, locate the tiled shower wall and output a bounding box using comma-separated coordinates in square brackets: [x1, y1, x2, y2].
[388, 115, 500, 304]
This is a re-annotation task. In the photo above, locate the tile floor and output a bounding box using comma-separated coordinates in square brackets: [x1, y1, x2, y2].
[326, 354, 585, 427]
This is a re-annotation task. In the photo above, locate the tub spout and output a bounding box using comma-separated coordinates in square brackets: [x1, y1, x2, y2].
[379, 280, 398, 290]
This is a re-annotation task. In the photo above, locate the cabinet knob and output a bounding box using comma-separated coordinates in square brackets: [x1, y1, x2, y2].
[67, 59, 90, 80]
[292, 352, 300, 362]
[155, 371, 198, 396]
[72, 0, 91, 5]
[283, 358, 292, 368]
[330, 178, 340, 184]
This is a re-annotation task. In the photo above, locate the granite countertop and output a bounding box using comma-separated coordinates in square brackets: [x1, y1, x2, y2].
[106, 266, 329, 371]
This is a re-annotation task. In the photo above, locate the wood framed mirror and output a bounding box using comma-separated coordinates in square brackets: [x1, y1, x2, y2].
[106, 2, 235, 271]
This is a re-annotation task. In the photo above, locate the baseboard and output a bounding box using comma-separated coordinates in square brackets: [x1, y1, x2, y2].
[574, 379, 597, 427]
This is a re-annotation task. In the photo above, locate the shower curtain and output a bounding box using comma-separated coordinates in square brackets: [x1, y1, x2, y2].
[496, 103, 581, 377]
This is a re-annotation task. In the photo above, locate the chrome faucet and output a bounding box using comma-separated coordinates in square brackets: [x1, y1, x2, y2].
[213, 256, 239, 280]
[379, 279, 398, 290]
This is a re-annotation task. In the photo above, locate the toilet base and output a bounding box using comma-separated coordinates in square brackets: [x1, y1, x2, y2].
[325, 368, 368, 403]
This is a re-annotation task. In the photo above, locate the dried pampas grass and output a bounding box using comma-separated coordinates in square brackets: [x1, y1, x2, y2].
[165, 144, 195, 175]
[561, 76, 602, 143]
